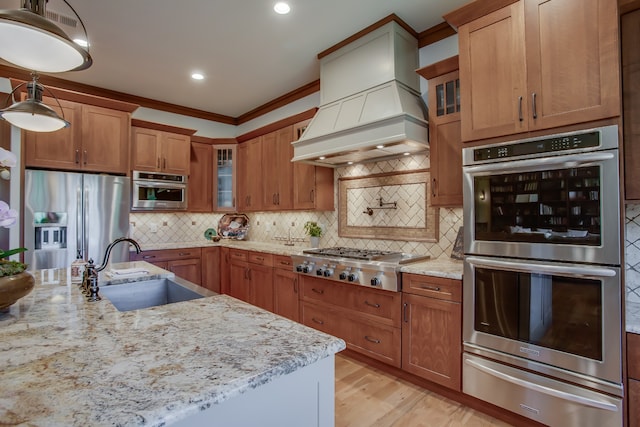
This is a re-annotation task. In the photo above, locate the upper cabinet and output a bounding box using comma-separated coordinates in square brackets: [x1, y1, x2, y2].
[213, 145, 237, 212]
[621, 7, 640, 201]
[262, 126, 294, 210]
[131, 120, 194, 175]
[237, 114, 334, 213]
[452, 0, 621, 142]
[417, 57, 463, 207]
[292, 120, 334, 211]
[24, 96, 133, 174]
[188, 142, 214, 212]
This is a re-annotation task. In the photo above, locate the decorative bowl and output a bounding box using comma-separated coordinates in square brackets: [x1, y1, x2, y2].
[0, 271, 35, 310]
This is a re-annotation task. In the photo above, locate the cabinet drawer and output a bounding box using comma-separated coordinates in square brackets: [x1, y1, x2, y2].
[229, 249, 248, 263]
[629, 333, 640, 380]
[131, 247, 202, 263]
[273, 255, 294, 270]
[302, 302, 401, 368]
[249, 251, 273, 267]
[403, 273, 462, 302]
[301, 276, 401, 326]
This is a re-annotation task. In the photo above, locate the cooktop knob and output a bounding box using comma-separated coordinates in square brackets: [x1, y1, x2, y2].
[296, 264, 305, 272]
[371, 276, 382, 287]
[323, 268, 334, 277]
[302, 263, 314, 274]
[347, 272, 358, 282]
[316, 268, 324, 276]
[339, 271, 348, 280]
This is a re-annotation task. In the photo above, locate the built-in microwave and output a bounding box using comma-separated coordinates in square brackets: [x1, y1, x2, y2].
[131, 171, 188, 211]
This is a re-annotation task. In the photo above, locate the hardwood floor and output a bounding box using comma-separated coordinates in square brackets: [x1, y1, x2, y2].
[335, 354, 513, 427]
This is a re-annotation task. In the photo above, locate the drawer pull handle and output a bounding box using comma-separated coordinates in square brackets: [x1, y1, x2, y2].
[420, 285, 441, 292]
[178, 252, 190, 256]
[364, 300, 380, 308]
[311, 288, 324, 294]
[280, 261, 291, 266]
[312, 318, 324, 325]
[142, 255, 156, 259]
[403, 302, 408, 323]
[255, 257, 264, 261]
[364, 336, 380, 344]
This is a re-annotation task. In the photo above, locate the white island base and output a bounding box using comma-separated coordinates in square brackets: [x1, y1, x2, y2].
[173, 355, 335, 427]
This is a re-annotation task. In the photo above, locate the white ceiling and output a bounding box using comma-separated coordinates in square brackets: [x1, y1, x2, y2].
[0, 0, 469, 120]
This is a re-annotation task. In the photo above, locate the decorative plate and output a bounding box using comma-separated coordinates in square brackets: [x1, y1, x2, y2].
[204, 228, 217, 240]
[217, 214, 250, 240]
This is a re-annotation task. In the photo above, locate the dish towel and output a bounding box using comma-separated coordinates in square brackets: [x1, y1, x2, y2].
[106, 267, 150, 278]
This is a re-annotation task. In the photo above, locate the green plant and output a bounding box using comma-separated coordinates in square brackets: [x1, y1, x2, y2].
[0, 259, 27, 277]
[303, 221, 322, 237]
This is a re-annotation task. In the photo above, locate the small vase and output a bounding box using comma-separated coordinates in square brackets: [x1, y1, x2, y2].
[0, 271, 35, 310]
[310, 236, 320, 248]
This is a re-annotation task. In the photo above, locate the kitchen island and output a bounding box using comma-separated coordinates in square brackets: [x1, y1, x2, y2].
[0, 262, 345, 426]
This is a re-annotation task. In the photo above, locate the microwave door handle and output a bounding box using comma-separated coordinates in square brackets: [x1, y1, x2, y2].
[464, 358, 619, 412]
[465, 152, 615, 174]
[465, 256, 617, 279]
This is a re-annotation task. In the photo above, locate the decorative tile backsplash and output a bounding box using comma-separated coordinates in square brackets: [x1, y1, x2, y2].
[130, 153, 464, 260]
[626, 203, 640, 303]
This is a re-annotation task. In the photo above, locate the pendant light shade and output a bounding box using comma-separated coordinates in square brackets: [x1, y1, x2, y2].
[0, 75, 69, 132]
[0, 0, 92, 73]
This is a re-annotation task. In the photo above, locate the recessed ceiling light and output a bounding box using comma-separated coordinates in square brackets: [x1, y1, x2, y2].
[376, 145, 385, 149]
[73, 38, 89, 48]
[274, 2, 290, 14]
[347, 161, 354, 165]
[191, 72, 204, 80]
[403, 152, 411, 156]
[319, 156, 326, 160]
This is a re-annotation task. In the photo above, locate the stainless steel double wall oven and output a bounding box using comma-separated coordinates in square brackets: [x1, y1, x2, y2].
[461, 125, 623, 426]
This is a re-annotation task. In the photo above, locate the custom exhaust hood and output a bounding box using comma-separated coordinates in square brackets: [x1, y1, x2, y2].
[292, 20, 428, 167]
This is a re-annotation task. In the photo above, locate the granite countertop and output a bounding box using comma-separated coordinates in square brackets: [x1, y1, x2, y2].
[627, 301, 640, 334]
[400, 257, 463, 280]
[0, 262, 345, 426]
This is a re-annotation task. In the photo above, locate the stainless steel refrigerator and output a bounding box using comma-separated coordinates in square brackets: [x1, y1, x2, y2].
[24, 170, 131, 271]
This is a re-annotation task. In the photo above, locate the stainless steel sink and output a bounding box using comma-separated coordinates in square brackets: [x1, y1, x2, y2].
[100, 277, 213, 312]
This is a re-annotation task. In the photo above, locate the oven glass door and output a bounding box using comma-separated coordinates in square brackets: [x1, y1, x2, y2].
[463, 256, 621, 385]
[463, 150, 620, 264]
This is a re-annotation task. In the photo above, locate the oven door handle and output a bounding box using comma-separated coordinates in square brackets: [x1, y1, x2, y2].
[465, 358, 619, 412]
[464, 152, 614, 174]
[465, 256, 617, 278]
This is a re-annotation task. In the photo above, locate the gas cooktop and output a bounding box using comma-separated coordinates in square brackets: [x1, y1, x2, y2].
[293, 247, 430, 292]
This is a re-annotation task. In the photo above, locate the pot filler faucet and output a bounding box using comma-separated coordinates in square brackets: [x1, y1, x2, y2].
[82, 237, 142, 302]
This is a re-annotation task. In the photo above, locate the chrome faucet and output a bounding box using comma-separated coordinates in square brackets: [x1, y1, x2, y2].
[82, 237, 141, 301]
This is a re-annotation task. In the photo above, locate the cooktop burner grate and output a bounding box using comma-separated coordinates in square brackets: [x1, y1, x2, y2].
[303, 246, 401, 261]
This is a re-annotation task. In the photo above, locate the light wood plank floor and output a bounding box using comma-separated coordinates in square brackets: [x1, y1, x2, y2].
[335, 354, 513, 427]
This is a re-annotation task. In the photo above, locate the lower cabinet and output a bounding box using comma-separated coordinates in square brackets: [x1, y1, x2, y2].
[228, 249, 274, 311]
[201, 246, 220, 293]
[273, 255, 300, 322]
[219, 247, 230, 294]
[301, 275, 402, 368]
[401, 273, 462, 391]
[629, 333, 640, 427]
[130, 247, 202, 285]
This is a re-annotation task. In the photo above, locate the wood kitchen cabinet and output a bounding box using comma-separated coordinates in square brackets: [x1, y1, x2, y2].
[273, 255, 299, 322]
[452, 0, 620, 142]
[628, 332, 640, 427]
[24, 98, 131, 174]
[401, 273, 462, 391]
[621, 7, 640, 200]
[130, 247, 202, 285]
[417, 57, 463, 207]
[219, 246, 231, 294]
[237, 137, 263, 211]
[292, 120, 335, 211]
[131, 124, 192, 175]
[301, 275, 402, 367]
[201, 246, 221, 293]
[263, 126, 294, 210]
[228, 249, 274, 311]
[188, 142, 213, 212]
[213, 145, 237, 211]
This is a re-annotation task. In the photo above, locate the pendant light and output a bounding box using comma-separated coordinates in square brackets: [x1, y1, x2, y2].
[0, 0, 92, 73]
[0, 73, 69, 132]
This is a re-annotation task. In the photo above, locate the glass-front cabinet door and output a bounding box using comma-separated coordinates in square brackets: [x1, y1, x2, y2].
[213, 145, 236, 212]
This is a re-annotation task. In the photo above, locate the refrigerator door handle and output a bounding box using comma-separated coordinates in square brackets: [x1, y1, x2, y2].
[77, 185, 83, 258]
[84, 185, 90, 262]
